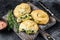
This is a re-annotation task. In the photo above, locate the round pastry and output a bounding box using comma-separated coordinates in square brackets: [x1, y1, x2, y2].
[31, 10, 49, 24]
[19, 20, 39, 34]
[13, 3, 31, 18]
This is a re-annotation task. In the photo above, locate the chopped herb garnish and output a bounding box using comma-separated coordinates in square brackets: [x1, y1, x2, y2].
[6, 10, 19, 33]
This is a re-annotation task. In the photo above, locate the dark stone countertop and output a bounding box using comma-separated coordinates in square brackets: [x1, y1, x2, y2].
[0, 0, 60, 40]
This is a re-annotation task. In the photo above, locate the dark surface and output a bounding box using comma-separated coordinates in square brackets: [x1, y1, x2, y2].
[0, 0, 60, 40]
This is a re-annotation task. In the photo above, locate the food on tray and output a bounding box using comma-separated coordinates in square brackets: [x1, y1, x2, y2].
[6, 2, 50, 35]
[31, 10, 49, 24]
[0, 19, 7, 30]
[17, 14, 32, 23]
[13, 3, 31, 18]
[19, 20, 39, 34]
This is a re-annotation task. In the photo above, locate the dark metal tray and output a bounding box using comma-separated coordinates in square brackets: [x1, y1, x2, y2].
[0, 0, 60, 40]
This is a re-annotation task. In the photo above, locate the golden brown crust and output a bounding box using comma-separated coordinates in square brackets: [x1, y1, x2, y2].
[31, 10, 49, 24]
[13, 3, 31, 18]
[19, 20, 39, 33]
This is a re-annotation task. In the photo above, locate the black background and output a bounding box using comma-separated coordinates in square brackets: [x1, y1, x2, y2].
[0, 0, 60, 40]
